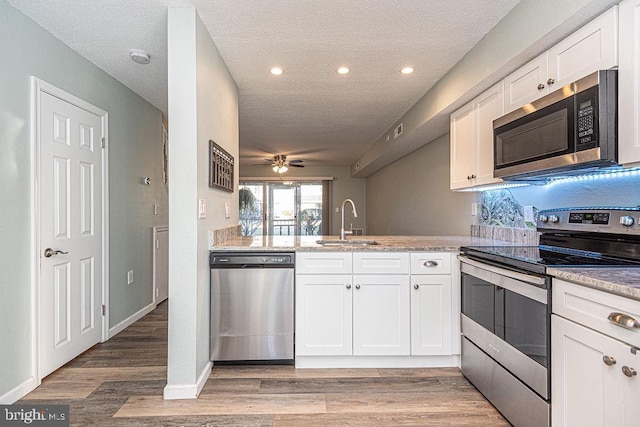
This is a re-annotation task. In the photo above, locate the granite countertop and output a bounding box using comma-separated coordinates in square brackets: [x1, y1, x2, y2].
[211, 235, 516, 252]
[548, 267, 640, 302]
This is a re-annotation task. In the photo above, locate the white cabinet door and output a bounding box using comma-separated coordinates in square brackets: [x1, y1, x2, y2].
[619, 0, 640, 166]
[295, 274, 353, 356]
[352, 275, 410, 355]
[410, 275, 452, 355]
[547, 6, 618, 90]
[473, 81, 504, 186]
[450, 101, 474, 190]
[504, 53, 548, 114]
[552, 315, 625, 427]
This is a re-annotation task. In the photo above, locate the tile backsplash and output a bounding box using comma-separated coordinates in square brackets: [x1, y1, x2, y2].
[478, 189, 538, 229]
[209, 224, 242, 248]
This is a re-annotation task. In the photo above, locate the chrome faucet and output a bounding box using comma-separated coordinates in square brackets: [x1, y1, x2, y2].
[340, 199, 358, 240]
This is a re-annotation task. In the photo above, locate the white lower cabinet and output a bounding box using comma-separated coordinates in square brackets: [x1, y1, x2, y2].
[295, 251, 458, 365]
[410, 275, 452, 355]
[353, 274, 410, 355]
[552, 315, 640, 427]
[295, 274, 352, 356]
[552, 279, 640, 426]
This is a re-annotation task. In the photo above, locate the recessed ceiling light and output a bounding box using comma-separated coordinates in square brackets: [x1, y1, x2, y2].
[337, 66, 350, 75]
[270, 67, 284, 76]
[400, 66, 415, 75]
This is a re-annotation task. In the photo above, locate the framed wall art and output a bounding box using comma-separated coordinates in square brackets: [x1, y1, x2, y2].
[209, 140, 234, 192]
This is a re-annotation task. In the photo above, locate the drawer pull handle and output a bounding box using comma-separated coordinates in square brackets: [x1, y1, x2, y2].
[622, 366, 637, 378]
[607, 312, 640, 330]
[423, 260, 439, 267]
[603, 355, 617, 366]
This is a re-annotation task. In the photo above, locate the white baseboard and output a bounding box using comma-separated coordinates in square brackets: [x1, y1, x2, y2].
[163, 361, 212, 400]
[0, 377, 37, 404]
[295, 355, 460, 369]
[108, 302, 156, 339]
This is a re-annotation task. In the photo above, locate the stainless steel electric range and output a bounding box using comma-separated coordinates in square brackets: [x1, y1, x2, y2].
[459, 207, 640, 427]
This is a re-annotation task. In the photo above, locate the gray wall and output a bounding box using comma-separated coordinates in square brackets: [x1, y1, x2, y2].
[0, 0, 166, 400]
[241, 165, 366, 235]
[366, 134, 475, 236]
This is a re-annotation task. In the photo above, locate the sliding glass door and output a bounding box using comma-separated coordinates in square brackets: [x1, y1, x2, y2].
[239, 181, 326, 237]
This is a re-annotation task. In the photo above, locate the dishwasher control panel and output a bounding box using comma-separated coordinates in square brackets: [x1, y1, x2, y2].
[210, 252, 294, 267]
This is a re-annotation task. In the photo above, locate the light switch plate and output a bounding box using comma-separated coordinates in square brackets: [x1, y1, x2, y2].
[127, 270, 133, 285]
[198, 199, 207, 219]
[471, 203, 478, 216]
[224, 202, 230, 218]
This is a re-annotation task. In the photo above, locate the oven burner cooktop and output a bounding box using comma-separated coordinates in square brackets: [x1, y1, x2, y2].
[462, 245, 640, 275]
[463, 207, 640, 275]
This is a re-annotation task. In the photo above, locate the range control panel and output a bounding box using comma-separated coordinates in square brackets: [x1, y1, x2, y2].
[538, 207, 640, 234]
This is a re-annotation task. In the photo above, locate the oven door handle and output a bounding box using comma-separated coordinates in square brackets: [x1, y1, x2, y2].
[458, 256, 548, 304]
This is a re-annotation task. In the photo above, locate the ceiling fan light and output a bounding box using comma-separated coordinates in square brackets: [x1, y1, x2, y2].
[272, 165, 288, 174]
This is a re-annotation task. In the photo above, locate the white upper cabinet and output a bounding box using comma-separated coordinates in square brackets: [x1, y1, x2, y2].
[450, 81, 504, 190]
[619, 0, 640, 166]
[473, 81, 504, 187]
[504, 6, 618, 114]
[450, 101, 474, 190]
[504, 53, 549, 113]
[547, 6, 618, 89]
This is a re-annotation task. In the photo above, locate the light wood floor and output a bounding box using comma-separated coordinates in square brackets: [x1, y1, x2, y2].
[20, 301, 509, 426]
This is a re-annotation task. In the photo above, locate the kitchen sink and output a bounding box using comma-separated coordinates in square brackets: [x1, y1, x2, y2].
[315, 239, 380, 246]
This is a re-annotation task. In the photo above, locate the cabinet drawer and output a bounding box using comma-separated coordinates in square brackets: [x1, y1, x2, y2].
[410, 253, 451, 274]
[296, 252, 352, 274]
[353, 252, 409, 274]
[553, 279, 640, 348]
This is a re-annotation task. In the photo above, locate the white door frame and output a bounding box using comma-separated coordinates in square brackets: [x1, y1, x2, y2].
[30, 77, 109, 384]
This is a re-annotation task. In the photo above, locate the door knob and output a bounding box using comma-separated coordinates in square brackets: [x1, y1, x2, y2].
[414, 284, 420, 290]
[355, 284, 361, 289]
[44, 248, 69, 258]
[346, 284, 351, 289]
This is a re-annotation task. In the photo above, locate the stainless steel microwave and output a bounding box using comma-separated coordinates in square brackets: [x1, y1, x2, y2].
[493, 70, 617, 181]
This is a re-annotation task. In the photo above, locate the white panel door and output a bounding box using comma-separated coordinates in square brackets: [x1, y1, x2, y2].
[619, 0, 640, 166]
[352, 275, 410, 355]
[504, 53, 548, 113]
[295, 274, 353, 356]
[39, 91, 104, 378]
[473, 81, 504, 187]
[410, 275, 452, 355]
[547, 6, 618, 90]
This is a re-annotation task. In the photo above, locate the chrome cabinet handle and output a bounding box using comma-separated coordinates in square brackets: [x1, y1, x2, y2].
[547, 78, 555, 86]
[607, 312, 640, 330]
[414, 284, 420, 290]
[423, 260, 439, 267]
[622, 366, 637, 377]
[44, 248, 69, 258]
[346, 284, 351, 289]
[537, 83, 545, 90]
[603, 355, 617, 366]
[355, 284, 361, 289]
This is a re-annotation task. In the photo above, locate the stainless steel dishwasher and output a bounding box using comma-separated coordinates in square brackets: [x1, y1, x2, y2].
[210, 252, 294, 363]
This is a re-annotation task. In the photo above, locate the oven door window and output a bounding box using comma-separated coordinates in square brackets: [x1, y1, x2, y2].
[461, 273, 495, 333]
[501, 289, 548, 368]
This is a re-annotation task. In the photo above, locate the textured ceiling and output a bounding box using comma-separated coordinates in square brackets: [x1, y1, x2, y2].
[8, 0, 520, 168]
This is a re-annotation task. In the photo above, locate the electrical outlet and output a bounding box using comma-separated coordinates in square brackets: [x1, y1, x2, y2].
[127, 270, 133, 285]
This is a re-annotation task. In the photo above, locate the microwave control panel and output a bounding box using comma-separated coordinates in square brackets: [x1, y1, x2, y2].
[576, 86, 598, 146]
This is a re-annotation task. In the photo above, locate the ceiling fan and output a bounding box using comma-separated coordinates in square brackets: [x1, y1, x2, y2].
[263, 155, 305, 173]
